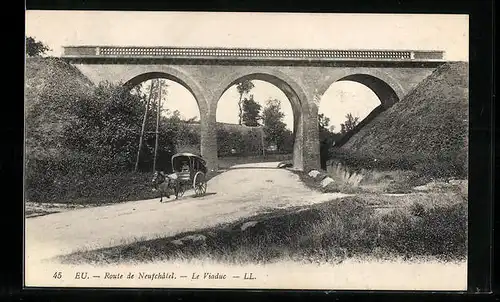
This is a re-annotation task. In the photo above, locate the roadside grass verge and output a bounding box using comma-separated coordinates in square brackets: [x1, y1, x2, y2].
[296, 161, 466, 196]
[25, 202, 92, 218]
[294, 168, 421, 195]
[57, 193, 467, 266]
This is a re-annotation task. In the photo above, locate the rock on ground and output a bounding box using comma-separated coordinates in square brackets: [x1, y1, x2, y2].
[308, 170, 320, 178]
[321, 177, 335, 188]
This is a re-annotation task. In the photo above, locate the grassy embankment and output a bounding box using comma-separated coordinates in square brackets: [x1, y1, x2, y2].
[302, 62, 469, 195]
[336, 62, 468, 179]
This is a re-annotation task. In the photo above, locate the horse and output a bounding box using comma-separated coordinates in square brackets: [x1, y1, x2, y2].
[151, 171, 178, 202]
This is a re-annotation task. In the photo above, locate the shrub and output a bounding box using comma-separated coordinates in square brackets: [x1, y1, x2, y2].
[25, 158, 158, 205]
[25, 59, 202, 203]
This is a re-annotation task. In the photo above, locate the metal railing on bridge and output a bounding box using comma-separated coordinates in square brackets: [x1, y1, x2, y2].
[62, 46, 445, 62]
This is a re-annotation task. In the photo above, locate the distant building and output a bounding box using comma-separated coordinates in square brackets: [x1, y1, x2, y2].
[184, 121, 264, 134]
[265, 144, 277, 152]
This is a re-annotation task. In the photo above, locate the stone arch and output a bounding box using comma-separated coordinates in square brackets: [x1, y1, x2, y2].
[122, 68, 208, 113]
[318, 73, 402, 151]
[216, 72, 304, 122]
[336, 74, 400, 108]
[317, 70, 405, 107]
[214, 68, 309, 112]
[214, 71, 307, 170]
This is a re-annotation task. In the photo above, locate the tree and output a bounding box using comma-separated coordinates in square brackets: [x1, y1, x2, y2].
[60, 81, 146, 172]
[318, 113, 331, 131]
[262, 99, 288, 152]
[241, 95, 262, 126]
[236, 80, 255, 124]
[340, 113, 360, 134]
[134, 79, 156, 172]
[26, 36, 50, 57]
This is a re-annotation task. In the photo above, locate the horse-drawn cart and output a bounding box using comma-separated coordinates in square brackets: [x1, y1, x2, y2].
[152, 152, 208, 201]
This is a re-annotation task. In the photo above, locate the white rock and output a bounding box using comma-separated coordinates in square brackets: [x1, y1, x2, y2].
[241, 221, 258, 231]
[320, 177, 334, 188]
[308, 170, 320, 178]
[313, 172, 324, 179]
[182, 234, 207, 243]
[449, 179, 467, 186]
[413, 181, 451, 191]
[172, 234, 206, 245]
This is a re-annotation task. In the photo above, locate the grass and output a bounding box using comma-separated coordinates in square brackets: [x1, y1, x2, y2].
[333, 167, 433, 194]
[296, 168, 416, 195]
[299, 158, 466, 196]
[25, 202, 91, 218]
[293, 169, 359, 194]
[57, 192, 467, 266]
[25, 57, 95, 160]
[25, 57, 94, 109]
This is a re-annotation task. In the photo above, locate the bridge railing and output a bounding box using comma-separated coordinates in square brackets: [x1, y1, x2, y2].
[62, 46, 445, 61]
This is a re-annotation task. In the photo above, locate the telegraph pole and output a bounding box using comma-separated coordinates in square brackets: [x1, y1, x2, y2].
[134, 80, 155, 172]
[261, 126, 265, 156]
[153, 79, 162, 172]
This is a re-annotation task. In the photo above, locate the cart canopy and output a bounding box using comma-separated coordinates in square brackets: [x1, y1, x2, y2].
[171, 153, 207, 172]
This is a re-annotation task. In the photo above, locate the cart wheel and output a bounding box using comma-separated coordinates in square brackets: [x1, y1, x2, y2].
[193, 172, 207, 196]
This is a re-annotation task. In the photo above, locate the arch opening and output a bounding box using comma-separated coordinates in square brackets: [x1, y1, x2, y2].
[338, 74, 400, 108]
[318, 74, 400, 169]
[215, 73, 304, 170]
[124, 72, 203, 110]
[123, 72, 202, 173]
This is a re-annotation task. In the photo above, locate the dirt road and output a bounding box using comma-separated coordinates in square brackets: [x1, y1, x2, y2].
[26, 162, 349, 263]
[25, 162, 467, 290]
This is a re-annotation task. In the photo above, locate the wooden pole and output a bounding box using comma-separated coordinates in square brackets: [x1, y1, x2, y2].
[134, 80, 155, 172]
[261, 127, 265, 157]
[153, 79, 162, 172]
[238, 93, 243, 125]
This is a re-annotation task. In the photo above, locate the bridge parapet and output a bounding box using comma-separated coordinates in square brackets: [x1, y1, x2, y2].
[62, 46, 445, 62]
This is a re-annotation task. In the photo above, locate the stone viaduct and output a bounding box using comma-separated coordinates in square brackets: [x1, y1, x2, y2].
[62, 46, 446, 173]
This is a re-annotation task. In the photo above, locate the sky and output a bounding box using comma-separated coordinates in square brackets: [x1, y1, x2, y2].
[26, 11, 469, 130]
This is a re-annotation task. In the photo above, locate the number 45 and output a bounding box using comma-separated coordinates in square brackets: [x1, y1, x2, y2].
[53, 272, 62, 279]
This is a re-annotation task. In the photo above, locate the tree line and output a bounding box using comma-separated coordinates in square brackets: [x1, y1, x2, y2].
[235, 80, 360, 155]
[26, 36, 50, 57]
